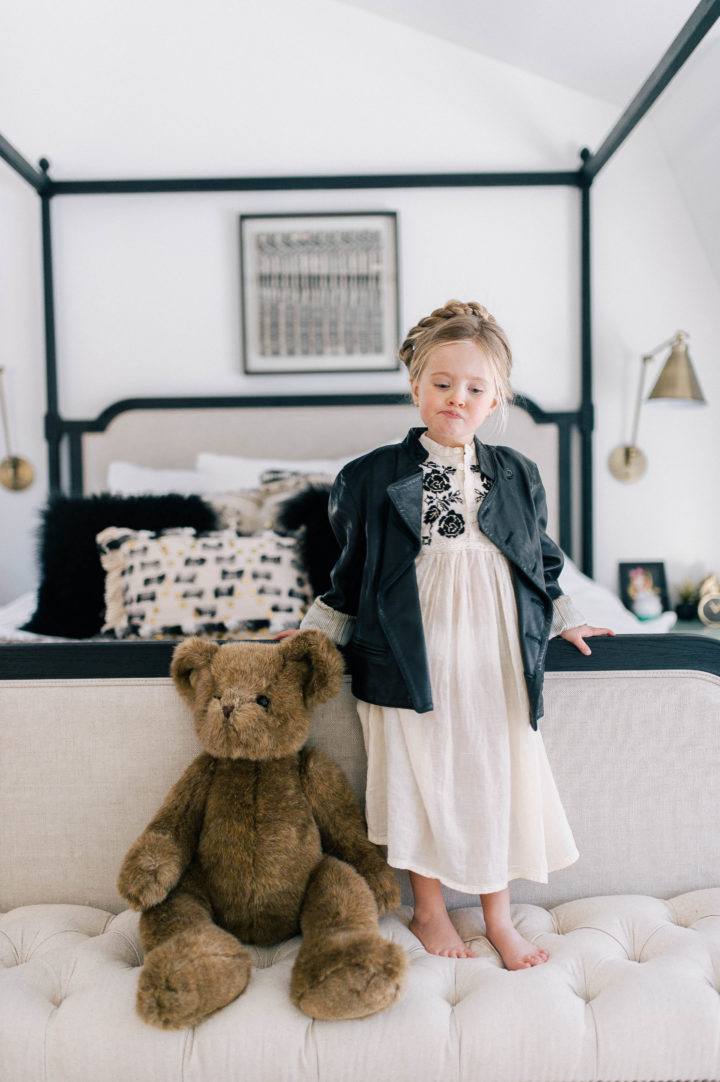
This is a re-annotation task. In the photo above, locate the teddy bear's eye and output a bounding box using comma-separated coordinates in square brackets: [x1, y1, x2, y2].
[256, 695, 270, 708]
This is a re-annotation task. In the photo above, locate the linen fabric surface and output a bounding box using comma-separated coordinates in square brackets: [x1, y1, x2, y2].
[357, 434, 578, 893]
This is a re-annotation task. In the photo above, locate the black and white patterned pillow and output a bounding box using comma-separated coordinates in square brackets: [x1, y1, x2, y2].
[97, 527, 311, 640]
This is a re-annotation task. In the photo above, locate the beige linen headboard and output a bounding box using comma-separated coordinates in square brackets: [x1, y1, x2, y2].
[54, 393, 584, 558]
[75, 395, 573, 550]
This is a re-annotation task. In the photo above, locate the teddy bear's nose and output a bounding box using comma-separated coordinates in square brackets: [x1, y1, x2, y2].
[222, 704, 234, 720]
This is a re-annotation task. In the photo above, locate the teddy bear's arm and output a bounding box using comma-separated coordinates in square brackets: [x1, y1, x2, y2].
[117, 753, 216, 911]
[299, 747, 400, 916]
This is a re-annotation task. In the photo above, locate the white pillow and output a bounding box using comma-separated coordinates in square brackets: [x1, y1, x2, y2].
[559, 555, 677, 634]
[107, 461, 218, 496]
[195, 451, 353, 489]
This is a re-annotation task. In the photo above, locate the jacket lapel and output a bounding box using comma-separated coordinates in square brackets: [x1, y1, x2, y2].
[387, 472, 423, 541]
[382, 435, 427, 591]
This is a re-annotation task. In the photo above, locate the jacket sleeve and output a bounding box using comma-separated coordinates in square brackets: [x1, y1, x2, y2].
[300, 468, 364, 646]
[530, 461, 586, 635]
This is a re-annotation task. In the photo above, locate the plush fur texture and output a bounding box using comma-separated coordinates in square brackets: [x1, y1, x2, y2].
[117, 630, 406, 1029]
[23, 493, 218, 638]
[275, 484, 340, 597]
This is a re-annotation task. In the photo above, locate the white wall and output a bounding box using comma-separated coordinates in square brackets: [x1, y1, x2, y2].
[1, 0, 718, 606]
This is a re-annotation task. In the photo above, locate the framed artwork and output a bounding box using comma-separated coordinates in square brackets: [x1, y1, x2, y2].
[239, 212, 399, 374]
[618, 561, 670, 620]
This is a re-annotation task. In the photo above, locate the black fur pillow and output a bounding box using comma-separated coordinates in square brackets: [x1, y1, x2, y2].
[275, 484, 340, 598]
[23, 493, 218, 638]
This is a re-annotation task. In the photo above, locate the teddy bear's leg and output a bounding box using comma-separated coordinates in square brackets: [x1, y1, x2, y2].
[290, 856, 407, 1021]
[137, 887, 252, 1030]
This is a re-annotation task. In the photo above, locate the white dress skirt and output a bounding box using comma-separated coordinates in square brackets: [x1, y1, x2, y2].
[356, 434, 578, 895]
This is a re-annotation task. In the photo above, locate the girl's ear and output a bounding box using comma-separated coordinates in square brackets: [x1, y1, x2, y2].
[409, 376, 419, 406]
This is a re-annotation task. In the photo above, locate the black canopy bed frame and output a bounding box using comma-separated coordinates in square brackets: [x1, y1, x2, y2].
[1, 0, 718, 681]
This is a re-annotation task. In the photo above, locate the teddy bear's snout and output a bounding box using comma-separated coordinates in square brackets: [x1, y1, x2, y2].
[222, 704, 234, 720]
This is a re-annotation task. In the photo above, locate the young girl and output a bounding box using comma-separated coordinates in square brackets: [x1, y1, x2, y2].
[299, 300, 613, 969]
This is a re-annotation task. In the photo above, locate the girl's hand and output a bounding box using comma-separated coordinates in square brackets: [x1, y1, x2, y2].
[560, 624, 615, 656]
[274, 629, 300, 640]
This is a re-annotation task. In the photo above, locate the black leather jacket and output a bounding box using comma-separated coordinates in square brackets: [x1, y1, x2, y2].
[318, 428, 566, 729]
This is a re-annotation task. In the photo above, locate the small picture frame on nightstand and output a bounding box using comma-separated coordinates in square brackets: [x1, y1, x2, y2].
[618, 561, 670, 621]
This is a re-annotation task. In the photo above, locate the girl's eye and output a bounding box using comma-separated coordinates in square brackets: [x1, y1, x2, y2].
[256, 695, 270, 708]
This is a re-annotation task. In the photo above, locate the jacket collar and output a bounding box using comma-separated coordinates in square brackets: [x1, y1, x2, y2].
[389, 428, 497, 540]
[399, 427, 497, 480]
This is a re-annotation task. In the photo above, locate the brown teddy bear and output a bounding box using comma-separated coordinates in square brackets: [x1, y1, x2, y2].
[117, 630, 407, 1029]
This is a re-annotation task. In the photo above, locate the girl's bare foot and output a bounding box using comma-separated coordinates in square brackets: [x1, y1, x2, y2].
[410, 908, 476, 959]
[484, 922, 548, 970]
[480, 886, 549, 970]
[408, 871, 475, 958]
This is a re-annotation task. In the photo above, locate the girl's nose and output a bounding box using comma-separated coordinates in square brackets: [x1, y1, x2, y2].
[449, 389, 465, 406]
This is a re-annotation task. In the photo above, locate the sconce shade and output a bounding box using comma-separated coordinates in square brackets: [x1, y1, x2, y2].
[647, 338, 705, 404]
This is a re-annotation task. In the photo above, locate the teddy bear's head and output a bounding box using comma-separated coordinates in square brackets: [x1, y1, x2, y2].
[170, 630, 344, 760]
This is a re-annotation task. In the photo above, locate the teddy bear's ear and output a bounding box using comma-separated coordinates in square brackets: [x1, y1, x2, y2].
[279, 630, 344, 708]
[171, 638, 220, 702]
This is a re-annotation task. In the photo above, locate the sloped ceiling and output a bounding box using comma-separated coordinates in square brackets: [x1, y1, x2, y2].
[336, 0, 720, 284]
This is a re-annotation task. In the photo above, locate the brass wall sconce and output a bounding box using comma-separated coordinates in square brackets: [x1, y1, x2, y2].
[608, 331, 706, 482]
[0, 367, 34, 491]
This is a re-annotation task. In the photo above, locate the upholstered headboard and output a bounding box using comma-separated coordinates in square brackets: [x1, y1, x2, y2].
[64, 393, 580, 557]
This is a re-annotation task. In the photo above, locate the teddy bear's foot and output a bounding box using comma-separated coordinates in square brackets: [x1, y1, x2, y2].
[137, 927, 252, 1030]
[290, 932, 407, 1021]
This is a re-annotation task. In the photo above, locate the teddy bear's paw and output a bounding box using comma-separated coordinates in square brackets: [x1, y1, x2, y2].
[118, 832, 184, 910]
[290, 933, 407, 1021]
[136, 929, 252, 1030]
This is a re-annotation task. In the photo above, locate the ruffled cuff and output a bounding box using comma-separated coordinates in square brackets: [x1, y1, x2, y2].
[300, 597, 356, 646]
[550, 594, 587, 638]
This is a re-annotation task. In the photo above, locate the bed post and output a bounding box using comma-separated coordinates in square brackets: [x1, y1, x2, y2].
[39, 159, 62, 494]
[579, 149, 594, 579]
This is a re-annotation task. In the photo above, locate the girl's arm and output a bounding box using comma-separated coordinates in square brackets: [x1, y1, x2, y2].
[300, 469, 366, 646]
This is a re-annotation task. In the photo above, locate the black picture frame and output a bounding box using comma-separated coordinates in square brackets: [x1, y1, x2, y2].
[618, 561, 670, 619]
[239, 211, 400, 375]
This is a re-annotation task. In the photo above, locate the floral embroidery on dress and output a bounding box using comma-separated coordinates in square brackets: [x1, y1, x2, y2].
[470, 463, 494, 504]
[420, 457, 494, 544]
[420, 462, 462, 543]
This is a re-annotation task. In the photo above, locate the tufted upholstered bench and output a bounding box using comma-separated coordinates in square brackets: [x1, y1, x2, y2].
[2, 636, 720, 1082]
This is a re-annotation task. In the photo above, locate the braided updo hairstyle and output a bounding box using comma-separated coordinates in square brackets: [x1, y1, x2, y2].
[399, 300, 513, 424]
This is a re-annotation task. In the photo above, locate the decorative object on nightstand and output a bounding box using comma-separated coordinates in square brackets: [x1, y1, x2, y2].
[608, 331, 706, 482]
[698, 574, 720, 627]
[0, 367, 34, 491]
[675, 579, 700, 621]
[618, 560, 670, 620]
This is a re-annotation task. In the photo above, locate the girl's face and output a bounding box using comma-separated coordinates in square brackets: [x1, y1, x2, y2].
[410, 340, 499, 447]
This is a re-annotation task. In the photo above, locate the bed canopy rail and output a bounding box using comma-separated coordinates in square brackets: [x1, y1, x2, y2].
[0, 149, 597, 571]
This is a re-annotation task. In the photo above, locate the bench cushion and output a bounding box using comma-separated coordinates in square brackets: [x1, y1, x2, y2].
[2, 890, 719, 1082]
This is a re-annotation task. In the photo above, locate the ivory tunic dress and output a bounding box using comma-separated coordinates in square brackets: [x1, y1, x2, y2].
[356, 434, 579, 894]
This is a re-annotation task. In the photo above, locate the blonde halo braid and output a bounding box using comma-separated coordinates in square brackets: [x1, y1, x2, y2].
[399, 300, 514, 426]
